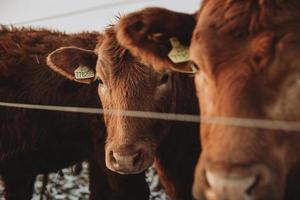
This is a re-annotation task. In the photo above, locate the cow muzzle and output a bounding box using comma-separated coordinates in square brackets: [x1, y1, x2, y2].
[205, 170, 258, 200]
[193, 162, 280, 200]
[105, 144, 153, 174]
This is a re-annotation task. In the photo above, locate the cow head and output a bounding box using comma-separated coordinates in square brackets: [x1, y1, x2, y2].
[190, 1, 300, 199]
[116, 4, 300, 200]
[46, 27, 185, 174]
[96, 27, 181, 174]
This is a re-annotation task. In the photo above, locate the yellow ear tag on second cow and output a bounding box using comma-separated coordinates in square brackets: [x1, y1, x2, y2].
[74, 65, 95, 80]
[168, 37, 190, 63]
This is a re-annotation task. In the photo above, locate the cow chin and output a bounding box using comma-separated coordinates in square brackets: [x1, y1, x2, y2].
[105, 143, 155, 174]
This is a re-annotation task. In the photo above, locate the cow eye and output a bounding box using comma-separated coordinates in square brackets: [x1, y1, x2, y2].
[159, 73, 169, 85]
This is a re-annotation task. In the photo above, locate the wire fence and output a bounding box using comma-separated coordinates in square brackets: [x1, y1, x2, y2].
[11, 0, 158, 26]
[0, 102, 299, 132]
[2, 1, 299, 200]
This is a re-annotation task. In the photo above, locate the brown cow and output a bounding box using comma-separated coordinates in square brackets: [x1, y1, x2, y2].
[47, 26, 200, 200]
[114, 3, 300, 200]
[0, 26, 149, 200]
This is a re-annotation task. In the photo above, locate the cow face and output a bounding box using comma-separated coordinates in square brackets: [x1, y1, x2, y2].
[116, 5, 300, 200]
[47, 29, 176, 174]
[190, 1, 300, 200]
[96, 28, 175, 174]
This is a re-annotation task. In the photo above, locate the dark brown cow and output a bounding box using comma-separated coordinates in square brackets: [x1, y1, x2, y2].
[0, 26, 149, 200]
[114, 3, 300, 200]
[47, 26, 200, 200]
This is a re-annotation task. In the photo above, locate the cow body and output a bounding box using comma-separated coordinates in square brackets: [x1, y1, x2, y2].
[0, 27, 149, 200]
[114, 2, 300, 200]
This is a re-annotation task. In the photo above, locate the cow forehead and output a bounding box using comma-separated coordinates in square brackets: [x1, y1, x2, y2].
[97, 54, 157, 85]
[191, 8, 250, 75]
[96, 28, 157, 80]
[191, 30, 250, 82]
[96, 43, 161, 96]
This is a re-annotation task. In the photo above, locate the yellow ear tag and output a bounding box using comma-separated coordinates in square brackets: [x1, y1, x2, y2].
[74, 65, 95, 80]
[168, 37, 190, 63]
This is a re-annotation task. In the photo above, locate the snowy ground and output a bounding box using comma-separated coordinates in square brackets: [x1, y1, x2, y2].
[0, 164, 167, 200]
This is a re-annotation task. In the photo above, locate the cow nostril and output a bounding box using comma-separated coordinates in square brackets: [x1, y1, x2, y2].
[133, 150, 142, 167]
[109, 151, 118, 166]
[245, 175, 260, 195]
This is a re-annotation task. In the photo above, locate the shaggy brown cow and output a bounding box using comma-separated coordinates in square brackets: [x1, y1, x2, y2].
[114, 3, 300, 200]
[0, 26, 149, 200]
[47, 26, 200, 200]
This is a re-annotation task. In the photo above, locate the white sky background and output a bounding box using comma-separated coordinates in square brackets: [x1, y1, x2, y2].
[0, 0, 201, 33]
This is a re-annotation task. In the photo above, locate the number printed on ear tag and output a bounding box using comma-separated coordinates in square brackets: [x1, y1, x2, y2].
[74, 65, 95, 79]
[168, 37, 190, 63]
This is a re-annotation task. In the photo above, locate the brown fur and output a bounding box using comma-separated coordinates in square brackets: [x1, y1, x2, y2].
[115, 2, 300, 200]
[0, 26, 149, 200]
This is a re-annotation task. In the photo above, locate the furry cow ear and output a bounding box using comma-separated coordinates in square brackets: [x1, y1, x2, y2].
[116, 7, 197, 73]
[47, 46, 97, 84]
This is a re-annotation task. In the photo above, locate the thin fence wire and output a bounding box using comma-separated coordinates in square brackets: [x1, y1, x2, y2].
[11, 0, 158, 26]
[0, 102, 299, 132]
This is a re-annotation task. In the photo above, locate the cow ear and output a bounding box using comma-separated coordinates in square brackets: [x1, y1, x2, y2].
[47, 46, 97, 84]
[116, 7, 197, 74]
